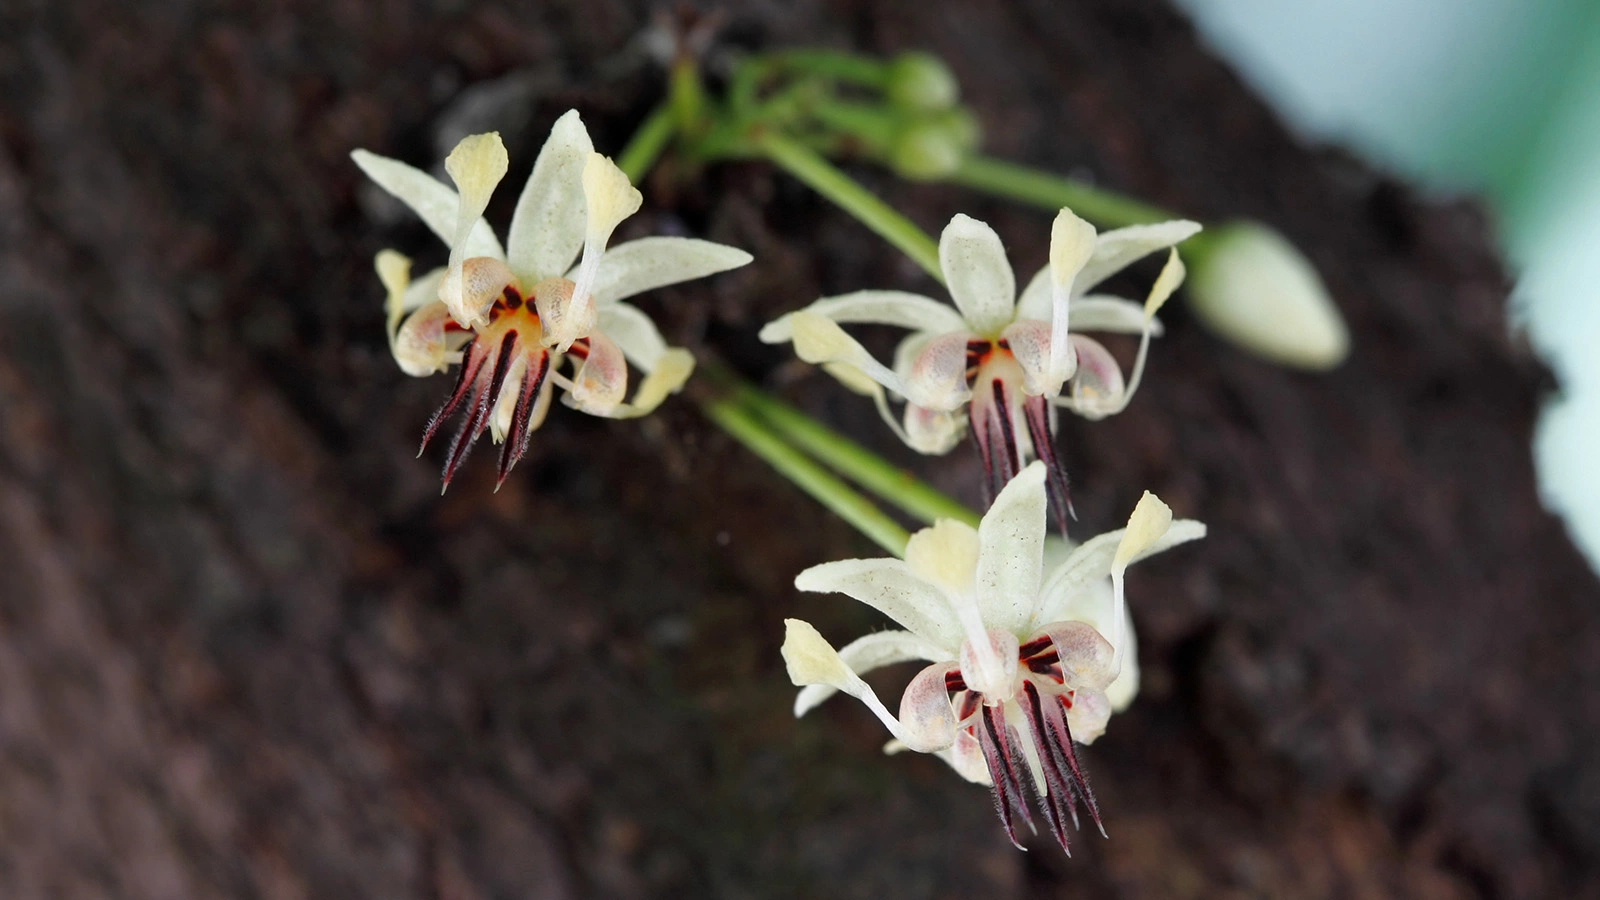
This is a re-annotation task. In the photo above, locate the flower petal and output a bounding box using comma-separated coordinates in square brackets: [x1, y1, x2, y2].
[1033, 518, 1206, 629]
[505, 109, 593, 285]
[555, 152, 643, 351]
[759, 290, 966, 344]
[612, 347, 695, 418]
[939, 214, 1015, 337]
[788, 312, 907, 396]
[438, 134, 513, 326]
[903, 402, 968, 455]
[350, 149, 505, 260]
[795, 629, 953, 716]
[1035, 620, 1115, 692]
[781, 619, 908, 740]
[580, 237, 752, 307]
[975, 462, 1047, 635]
[1076, 219, 1201, 294]
[1000, 318, 1064, 397]
[1047, 208, 1098, 388]
[565, 329, 628, 417]
[897, 662, 960, 752]
[392, 301, 458, 377]
[901, 331, 974, 411]
[794, 558, 963, 649]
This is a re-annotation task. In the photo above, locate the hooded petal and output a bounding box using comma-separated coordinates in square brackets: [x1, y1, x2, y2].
[1076, 219, 1202, 295]
[788, 312, 908, 396]
[759, 290, 967, 344]
[782, 619, 909, 741]
[350, 149, 505, 260]
[897, 662, 960, 752]
[1032, 518, 1206, 630]
[552, 152, 643, 351]
[505, 109, 593, 285]
[795, 558, 964, 650]
[975, 462, 1047, 635]
[901, 331, 974, 411]
[1015, 219, 1198, 320]
[438, 133, 513, 326]
[611, 347, 695, 418]
[581, 237, 752, 307]
[939, 214, 1015, 337]
[1046, 208, 1098, 389]
[795, 629, 953, 716]
[999, 318, 1064, 397]
[903, 402, 968, 455]
[565, 329, 628, 416]
[392, 301, 459, 377]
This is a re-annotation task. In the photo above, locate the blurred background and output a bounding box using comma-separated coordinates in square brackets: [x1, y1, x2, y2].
[1175, 0, 1600, 570]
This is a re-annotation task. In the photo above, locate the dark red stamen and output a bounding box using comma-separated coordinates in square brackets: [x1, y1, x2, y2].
[440, 331, 520, 489]
[421, 339, 489, 453]
[1024, 395, 1075, 533]
[495, 349, 550, 489]
[978, 703, 1035, 850]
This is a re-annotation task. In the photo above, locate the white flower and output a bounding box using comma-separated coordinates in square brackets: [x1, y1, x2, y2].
[781, 462, 1204, 853]
[354, 111, 752, 488]
[761, 210, 1194, 527]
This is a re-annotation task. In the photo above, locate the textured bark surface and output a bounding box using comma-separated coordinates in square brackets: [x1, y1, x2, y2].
[3, 0, 1598, 897]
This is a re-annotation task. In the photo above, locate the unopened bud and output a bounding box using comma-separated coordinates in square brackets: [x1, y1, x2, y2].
[885, 52, 959, 112]
[888, 110, 980, 180]
[1187, 221, 1349, 370]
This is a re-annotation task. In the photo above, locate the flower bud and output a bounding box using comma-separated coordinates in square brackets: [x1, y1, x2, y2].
[888, 109, 980, 181]
[1187, 221, 1349, 370]
[885, 52, 959, 111]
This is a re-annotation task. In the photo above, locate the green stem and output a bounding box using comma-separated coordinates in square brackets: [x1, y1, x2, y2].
[729, 382, 978, 528]
[756, 130, 944, 283]
[615, 105, 676, 183]
[700, 397, 911, 556]
[951, 155, 1174, 227]
[669, 58, 709, 140]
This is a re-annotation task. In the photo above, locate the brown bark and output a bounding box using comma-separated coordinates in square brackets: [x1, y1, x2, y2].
[2, 0, 1597, 897]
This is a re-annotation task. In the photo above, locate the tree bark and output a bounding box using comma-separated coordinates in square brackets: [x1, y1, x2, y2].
[2, 0, 1597, 897]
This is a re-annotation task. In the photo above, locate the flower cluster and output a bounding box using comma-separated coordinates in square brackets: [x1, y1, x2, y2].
[352, 99, 1207, 859]
[761, 210, 1194, 528]
[782, 463, 1203, 852]
[355, 110, 751, 487]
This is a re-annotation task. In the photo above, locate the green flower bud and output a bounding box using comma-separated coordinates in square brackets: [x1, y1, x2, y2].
[886, 52, 959, 112]
[1187, 221, 1349, 370]
[888, 109, 981, 180]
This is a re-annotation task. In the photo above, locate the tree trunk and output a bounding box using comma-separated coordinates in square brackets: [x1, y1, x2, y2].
[2, 0, 1596, 897]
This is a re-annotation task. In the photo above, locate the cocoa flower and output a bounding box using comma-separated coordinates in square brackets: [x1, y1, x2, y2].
[782, 463, 1203, 853]
[354, 110, 751, 487]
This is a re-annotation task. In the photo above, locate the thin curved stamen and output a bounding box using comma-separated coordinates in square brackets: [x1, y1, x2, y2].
[1023, 395, 1075, 533]
[495, 349, 551, 488]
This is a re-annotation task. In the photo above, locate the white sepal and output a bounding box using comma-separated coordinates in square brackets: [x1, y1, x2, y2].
[506, 109, 593, 285]
[796, 557, 965, 650]
[581, 236, 752, 307]
[759, 290, 967, 344]
[975, 463, 1048, 635]
[939, 214, 1016, 337]
[350, 149, 504, 260]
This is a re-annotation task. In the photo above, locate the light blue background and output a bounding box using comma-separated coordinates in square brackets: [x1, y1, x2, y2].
[1175, 0, 1600, 571]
